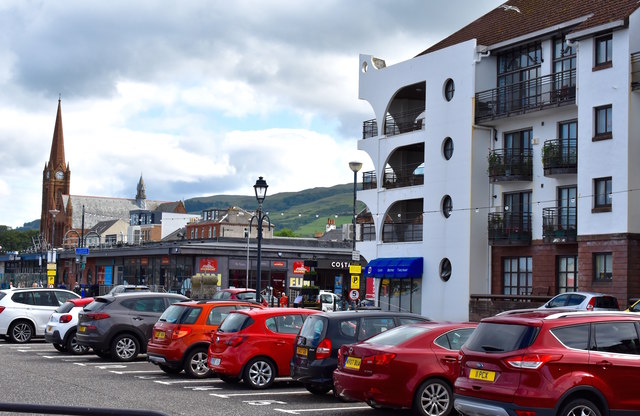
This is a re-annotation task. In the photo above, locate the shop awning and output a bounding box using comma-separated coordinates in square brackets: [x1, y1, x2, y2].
[364, 257, 423, 279]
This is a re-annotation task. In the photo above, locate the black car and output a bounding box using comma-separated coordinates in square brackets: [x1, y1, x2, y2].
[290, 310, 431, 394]
[76, 292, 188, 361]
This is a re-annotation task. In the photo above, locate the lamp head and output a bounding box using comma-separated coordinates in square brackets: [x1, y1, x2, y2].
[254, 176, 268, 204]
[349, 161, 363, 173]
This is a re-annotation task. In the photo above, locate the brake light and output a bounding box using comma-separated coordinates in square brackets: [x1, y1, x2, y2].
[362, 353, 396, 366]
[587, 298, 595, 311]
[506, 354, 563, 369]
[315, 339, 332, 359]
[0, 306, 5, 314]
[515, 411, 537, 416]
[85, 313, 110, 320]
[226, 336, 246, 347]
[172, 326, 192, 339]
[59, 314, 73, 324]
[337, 348, 344, 366]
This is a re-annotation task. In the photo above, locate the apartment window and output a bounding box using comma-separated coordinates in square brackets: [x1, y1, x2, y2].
[553, 37, 576, 96]
[557, 255, 578, 293]
[594, 105, 612, 139]
[442, 195, 453, 218]
[105, 235, 117, 245]
[497, 42, 542, 112]
[444, 79, 455, 101]
[208, 227, 212, 238]
[594, 177, 612, 210]
[443, 137, 454, 160]
[439, 258, 451, 282]
[593, 253, 612, 281]
[503, 256, 532, 295]
[594, 34, 612, 68]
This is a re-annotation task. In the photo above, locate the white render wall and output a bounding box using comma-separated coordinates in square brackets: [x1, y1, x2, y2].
[161, 213, 201, 238]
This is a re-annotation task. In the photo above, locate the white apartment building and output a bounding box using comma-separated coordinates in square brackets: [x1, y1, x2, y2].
[357, 0, 640, 321]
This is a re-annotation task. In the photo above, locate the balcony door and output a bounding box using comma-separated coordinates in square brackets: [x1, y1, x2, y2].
[497, 42, 542, 113]
[558, 186, 577, 230]
[559, 121, 577, 165]
[504, 129, 532, 173]
[504, 191, 532, 233]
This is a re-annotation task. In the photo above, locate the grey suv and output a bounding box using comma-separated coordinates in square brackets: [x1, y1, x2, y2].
[76, 292, 188, 361]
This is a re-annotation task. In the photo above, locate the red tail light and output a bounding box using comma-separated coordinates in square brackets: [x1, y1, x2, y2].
[506, 354, 563, 369]
[85, 313, 110, 320]
[315, 339, 332, 359]
[0, 306, 5, 314]
[226, 335, 246, 347]
[172, 326, 192, 339]
[515, 411, 537, 416]
[337, 347, 344, 366]
[362, 353, 396, 366]
[587, 298, 595, 311]
[59, 314, 72, 324]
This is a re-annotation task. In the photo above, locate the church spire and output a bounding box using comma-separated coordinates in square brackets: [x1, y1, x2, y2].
[48, 98, 66, 168]
[136, 173, 147, 208]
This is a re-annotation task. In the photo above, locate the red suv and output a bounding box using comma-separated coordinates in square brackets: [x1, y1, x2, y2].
[147, 300, 262, 378]
[455, 309, 640, 416]
[208, 307, 319, 389]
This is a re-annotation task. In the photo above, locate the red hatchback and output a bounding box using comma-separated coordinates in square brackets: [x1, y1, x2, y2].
[455, 309, 640, 416]
[208, 307, 319, 389]
[334, 323, 476, 416]
[147, 300, 262, 378]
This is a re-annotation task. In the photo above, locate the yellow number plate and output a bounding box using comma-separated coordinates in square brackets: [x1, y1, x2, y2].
[344, 357, 361, 370]
[296, 346, 308, 357]
[155, 331, 165, 339]
[78, 325, 87, 333]
[469, 369, 496, 382]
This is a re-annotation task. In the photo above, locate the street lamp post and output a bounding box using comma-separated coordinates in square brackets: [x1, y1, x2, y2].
[348, 162, 362, 252]
[249, 177, 271, 303]
[49, 209, 60, 249]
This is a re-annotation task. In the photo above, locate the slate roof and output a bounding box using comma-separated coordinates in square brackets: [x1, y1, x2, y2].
[418, 0, 640, 56]
[89, 219, 121, 235]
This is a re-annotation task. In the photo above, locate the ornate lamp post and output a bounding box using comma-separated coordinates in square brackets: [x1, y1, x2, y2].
[49, 209, 60, 249]
[348, 161, 362, 251]
[249, 177, 271, 303]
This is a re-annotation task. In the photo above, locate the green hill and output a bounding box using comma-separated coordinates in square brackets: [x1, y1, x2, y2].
[184, 183, 364, 237]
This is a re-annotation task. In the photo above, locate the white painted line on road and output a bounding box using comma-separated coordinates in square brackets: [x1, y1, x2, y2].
[19, 349, 56, 352]
[110, 370, 162, 374]
[155, 379, 219, 385]
[74, 361, 150, 366]
[185, 386, 222, 391]
[273, 405, 370, 414]
[40, 355, 88, 361]
[210, 391, 309, 399]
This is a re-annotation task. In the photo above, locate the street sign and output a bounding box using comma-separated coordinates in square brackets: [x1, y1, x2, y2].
[351, 251, 360, 261]
[349, 264, 361, 275]
[349, 289, 360, 301]
[350, 275, 360, 289]
[48, 275, 54, 286]
[75, 247, 89, 255]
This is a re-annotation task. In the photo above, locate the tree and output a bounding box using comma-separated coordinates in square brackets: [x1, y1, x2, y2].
[274, 228, 297, 237]
[0, 226, 40, 252]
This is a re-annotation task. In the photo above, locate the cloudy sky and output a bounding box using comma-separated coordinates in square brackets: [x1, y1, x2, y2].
[0, 0, 503, 228]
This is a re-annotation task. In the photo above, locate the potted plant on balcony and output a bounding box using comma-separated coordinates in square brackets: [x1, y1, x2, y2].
[542, 141, 561, 168]
[487, 151, 504, 176]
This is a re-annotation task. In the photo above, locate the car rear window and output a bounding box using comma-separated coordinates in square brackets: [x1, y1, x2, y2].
[550, 324, 589, 350]
[595, 296, 619, 309]
[364, 325, 431, 346]
[566, 294, 586, 306]
[159, 305, 202, 324]
[465, 322, 538, 353]
[299, 315, 327, 347]
[83, 298, 111, 312]
[236, 292, 257, 301]
[207, 305, 236, 326]
[55, 301, 76, 314]
[212, 291, 232, 300]
[218, 313, 254, 333]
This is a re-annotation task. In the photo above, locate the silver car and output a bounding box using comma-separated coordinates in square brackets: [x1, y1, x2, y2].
[538, 291, 619, 311]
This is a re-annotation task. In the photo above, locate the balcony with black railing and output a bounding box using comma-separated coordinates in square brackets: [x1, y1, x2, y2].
[475, 69, 576, 123]
[383, 165, 424, 189]
[488, 212, 532, 246]
[632, 51, 640, 91]
[362, 170, 377, 190]
[361, 108, 425, 140]
[542, 139, 577, 176]
[488, 148, 533, 182]
[542, 207, 577, 243]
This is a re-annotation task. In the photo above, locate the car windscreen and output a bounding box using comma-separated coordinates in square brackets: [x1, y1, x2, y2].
[364, 324, 431, 346]
[159, 305, 202, 324]
[217, 313, 253, 333]
[55, 301, 76, 314]
[82, 298, 111, 312]
[464, 322, 538, 353]
[298, 315, 327, 347]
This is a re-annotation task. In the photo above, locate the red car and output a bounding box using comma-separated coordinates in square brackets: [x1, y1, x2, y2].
[147, 300, 262, 378]
[333, 322, 476, 416]
[455, 309, 640, 416]
[212, 288, 268, 307]
[208, 307, 319, 389]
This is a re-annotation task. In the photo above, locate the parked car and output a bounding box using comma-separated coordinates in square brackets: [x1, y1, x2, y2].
[290, 310, 431, 394]
[334, 322, 476, 416]
[0, 288, 80, 343]
[45, 297, 94, 354]
[625, 298, 640, 312]
[208, 307, 319, 389]
[107, 285, 151, 295]
[454, 309, 640, 416]
[212, 288, 267, 306]
[538, 291, 619, 310]
[76, 292, 188, 361]
[147, 300, 263, 378]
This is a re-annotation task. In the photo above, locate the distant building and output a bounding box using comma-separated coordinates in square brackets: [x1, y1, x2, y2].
[185, 206, 274, 240]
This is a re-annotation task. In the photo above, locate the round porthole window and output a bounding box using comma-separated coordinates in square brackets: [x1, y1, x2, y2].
[443, 137, 454, 160]
[440, 258, 452, 282]
[442, 195, 453, 218]
[444, 78, 455, 101]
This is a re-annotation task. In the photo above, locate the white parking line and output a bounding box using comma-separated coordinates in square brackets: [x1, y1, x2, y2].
[273, 405, 370, 414]
[19, 349, 56, 352]
[155, 379, 220, 385]
[210, 391, 310, 399]
[40, 355, 89, 360]
[74, 361, 151, 366]
[110, 370, 163, 374]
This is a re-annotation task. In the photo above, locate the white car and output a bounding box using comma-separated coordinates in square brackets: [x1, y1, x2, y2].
[0, 288, 80, 343]
[45, 297, 94, 354]
[538, 291, 619, 311]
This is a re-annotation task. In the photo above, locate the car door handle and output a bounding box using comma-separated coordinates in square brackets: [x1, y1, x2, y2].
[442, 356, 458, 363]
[596, 360, 612, 368]
[132, 317, 144, 321]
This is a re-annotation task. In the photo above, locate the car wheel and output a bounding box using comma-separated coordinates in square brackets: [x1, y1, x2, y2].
[184, 348, 212, 378]
[413, 379, 453, 416]
[243, 357, 275, 389]
[159, 364, 182, 375]
[95, 350, 111, 359]
[306, 385, 331, 395]
[9, 321, 34, 343]
[53, 343, 67, 353]
[218, 375, 240, 384]
[559, 398, 602, 416]
[66, 330, 90, 355]
[110, 334, 140, 362]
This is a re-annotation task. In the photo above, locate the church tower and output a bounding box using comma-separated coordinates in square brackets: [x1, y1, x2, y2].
[41, 99, 71, 246]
